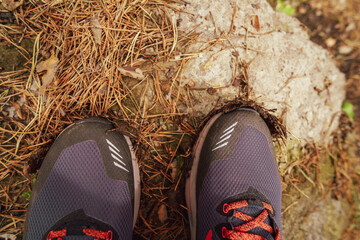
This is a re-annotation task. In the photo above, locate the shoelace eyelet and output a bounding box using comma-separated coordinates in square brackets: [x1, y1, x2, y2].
[221, 226, 228, 238]
[106, 230, 113, 240]
[223, 203, 230, 214]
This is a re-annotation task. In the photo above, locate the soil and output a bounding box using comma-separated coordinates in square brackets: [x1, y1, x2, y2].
[0, 38, 33, 72]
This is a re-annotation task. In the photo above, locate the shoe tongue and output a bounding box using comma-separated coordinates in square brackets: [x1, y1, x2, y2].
[62, 223, 95, 236]
[227, 202, 275, 240]
[63, 237, 94, 240]
[56, 228, 94, 240]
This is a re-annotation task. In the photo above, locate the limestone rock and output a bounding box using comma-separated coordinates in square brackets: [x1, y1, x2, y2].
[173, 0, 345, 144]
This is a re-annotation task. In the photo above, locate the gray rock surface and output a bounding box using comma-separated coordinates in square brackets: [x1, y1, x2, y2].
[282, 190, 350, 240]
[172, 0, 345, 144]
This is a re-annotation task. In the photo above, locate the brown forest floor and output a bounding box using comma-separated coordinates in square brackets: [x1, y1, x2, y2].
[0, 0, 359, 239]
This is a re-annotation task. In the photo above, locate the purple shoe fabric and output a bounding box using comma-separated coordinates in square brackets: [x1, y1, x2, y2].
[186, 109, 282, 240]
[23, 118, 140, 240]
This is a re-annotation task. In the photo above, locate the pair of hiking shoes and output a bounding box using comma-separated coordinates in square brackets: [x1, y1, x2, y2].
[24, 109, 282, 240]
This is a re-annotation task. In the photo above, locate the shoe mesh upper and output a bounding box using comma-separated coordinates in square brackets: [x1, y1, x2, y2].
[25, 141, 132, 240]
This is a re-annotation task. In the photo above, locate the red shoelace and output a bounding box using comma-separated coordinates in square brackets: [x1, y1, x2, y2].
[46, 228, 112, 240]
[221, 200, 281, 240]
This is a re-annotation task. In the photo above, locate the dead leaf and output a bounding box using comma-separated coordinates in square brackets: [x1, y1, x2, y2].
[250, 15, 260, 32]
[90, 16, 102, 45]
[157, 204, 168, 223]
[36, 55, 59, 91]
[6, 102, 22, 119]
[232, 51, 240, 57]
[118, 66, 145, 80]
[5, 106, 15, 118]
[2, 0, 23, 11]
[30, 78, 40, 95]
[6, 96, 25, 119]
[12, 101, 24, 120]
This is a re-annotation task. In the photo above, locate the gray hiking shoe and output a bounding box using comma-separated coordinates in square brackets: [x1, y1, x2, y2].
[186, 109, 282, 240]
[23, 118, 140, 240]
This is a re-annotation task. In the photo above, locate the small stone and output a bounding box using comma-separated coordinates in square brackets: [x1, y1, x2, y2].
[325, 38, 336, 48]
[298, 6, 307, 14]
[338, 45, 353, 55]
